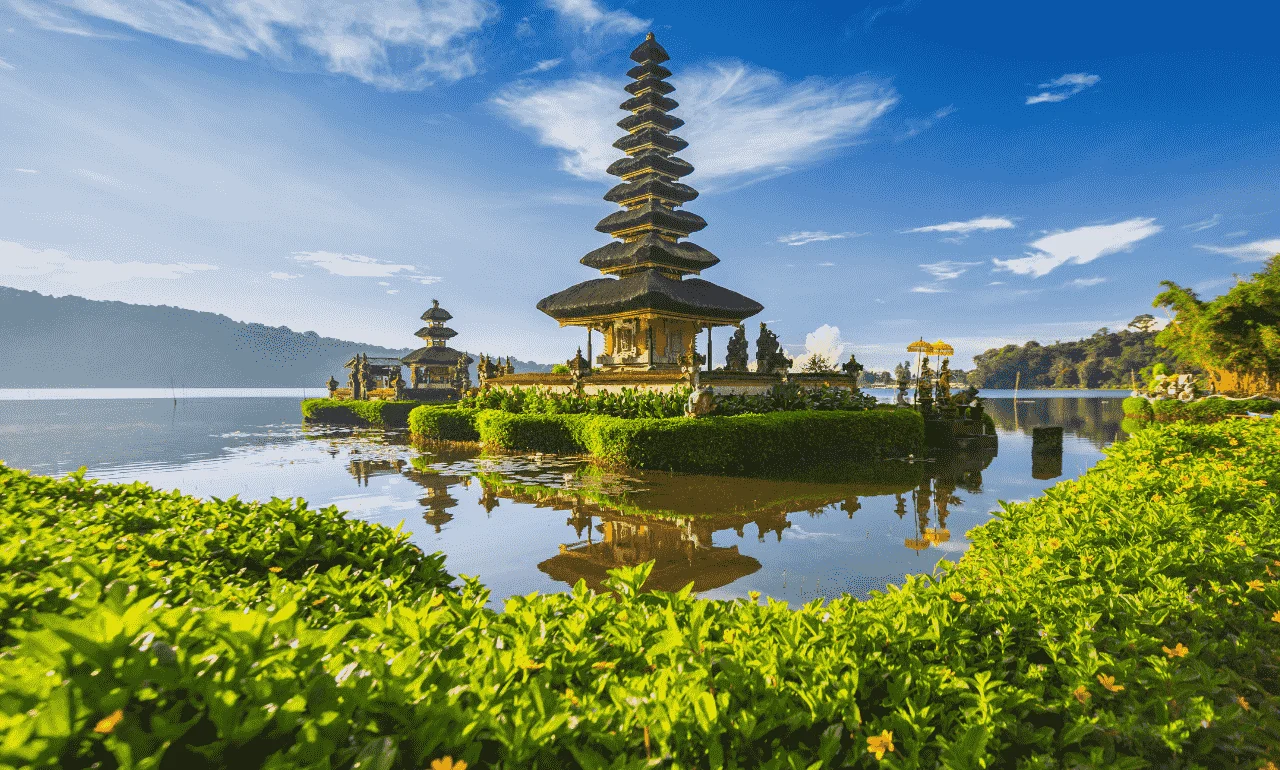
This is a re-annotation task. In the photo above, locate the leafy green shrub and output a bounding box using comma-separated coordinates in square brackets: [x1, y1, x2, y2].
[407, 405, 480, 442]
[463, 385, 690, 419]
[474, 409, 925, 474]
[711, 382, 878, 415]
[300, 398, 419, 427]
[3, 420, 1280, 768]
[550, 363, 570, 374]
[1148, 397, 1278, 422]
[1122, 395, 1154, 419]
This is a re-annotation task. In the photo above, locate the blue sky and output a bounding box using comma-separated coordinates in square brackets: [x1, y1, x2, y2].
[1, 0, 1277, 370]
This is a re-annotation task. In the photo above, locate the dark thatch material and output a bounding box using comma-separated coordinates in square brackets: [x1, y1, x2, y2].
[595, 204, 706, 237]
[626, 61, 671, 80]
[581, 234, 719, 273]
[604, 175, 698, 205]
[421, 305, 452, 321]
[620, 92, 678, 114]
[343, 356, 405, 369]
[401, 346, 474, 366]
[414, 326, 458, 339]
[624, 77, 675, 96]
[537, 271, 762, 323]
[630, 32, 669, 64]
[606, 152, 693, 180]
[613, 129, 688, 154]
[617, 111, 683, 133]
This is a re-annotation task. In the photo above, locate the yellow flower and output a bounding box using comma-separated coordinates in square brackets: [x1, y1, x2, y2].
[216, 522, 229, 530]
[591, 661, 616, 670]
[1246, 580, 1264, 591]
[268, 566, 283, 573]
[1047, 538, 1061, 549]
[430, 758, 467, 770]
[1151, 493, 1163, 503]
[1261, 761, 1277, 770]
[950, 592, 967, 603]
[520, 661, 545, 671]
[93, 709, 124, 734]
[1072, 685, 1091, 704]
[1272, 610, 1280, 624]
[1162, 643, 1189, 658]
[1227, 534, 1246, 548]
[147, 560, 165, 568]
[722, 630, 736, 643]
[866, 730, 895, 760]
[1237, 696, 1251, 711]
[1097, 674, 1124, 693]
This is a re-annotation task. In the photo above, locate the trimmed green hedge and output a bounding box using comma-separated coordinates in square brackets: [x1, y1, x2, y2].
[1123, 396, 1278, 423]
[3, 421, 1280, 767]
[300, 398, 419, 427]
[1122, 395, 1154, 419]
[465, 408, 925, 474]
[407, 404, 481, 442]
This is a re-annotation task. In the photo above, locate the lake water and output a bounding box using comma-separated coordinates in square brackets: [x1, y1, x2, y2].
[0, 390, 1128, 605]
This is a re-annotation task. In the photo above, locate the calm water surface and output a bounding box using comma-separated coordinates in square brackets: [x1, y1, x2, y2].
[0, 391, 1128, 604]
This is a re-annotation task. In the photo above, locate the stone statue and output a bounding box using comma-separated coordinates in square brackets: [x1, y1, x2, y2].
[505, 356, 516, 375]
[754, 323, 792, 375]
[725, 326, 749, 371]
[326, 375, 338, 396]
[393, 372, 406, 400]
[685, 386, 715, 418]
[934, 358, 952, 405]
[895, 366, 911, 406]
[841, 353, 864, 381]
[915, 356, 934, 411]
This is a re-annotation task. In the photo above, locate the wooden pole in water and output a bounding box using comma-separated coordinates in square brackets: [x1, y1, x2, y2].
[1014, 370, 1020, 400]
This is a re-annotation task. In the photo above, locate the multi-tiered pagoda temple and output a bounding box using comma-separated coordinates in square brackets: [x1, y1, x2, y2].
[402, 299, 473, 390]
[537, 32, 763, 372]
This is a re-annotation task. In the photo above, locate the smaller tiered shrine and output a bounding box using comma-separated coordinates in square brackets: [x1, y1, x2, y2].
[401, 299, 474, 399]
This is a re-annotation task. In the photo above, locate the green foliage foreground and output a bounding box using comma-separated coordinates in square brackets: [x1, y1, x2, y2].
[409, 407, 924, 475]
[4, 420, 1280, 768]
[1123, 396, 1279, 423]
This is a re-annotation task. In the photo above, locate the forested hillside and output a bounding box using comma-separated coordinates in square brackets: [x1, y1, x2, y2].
[966, 315, 1183, 389]
[0, 288, 550, 387]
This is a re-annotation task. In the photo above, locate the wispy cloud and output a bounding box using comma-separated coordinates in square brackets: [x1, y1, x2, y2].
[911, 285, 947, 294]
[993, 217, 1162, 277]
[12, 168, 38, 174]
[544, 0, 648, 35]
[0, 238, 216, 287]
[10, 0, 116, 37]
[898, 104, 955, 140]
[293, 250, 434, 281]
[777, 230, 865, 246]
[269, 271, 302, 280]
[1224, 230, 1249, 239]
[1196, 237, 1280, 261]
[520, 58, 563, 75]
[493, 63, 897, 183]
[0, 56, 13, 70]
[19, 0, 497, 90]
[1066, 276, 1106, 288]
[905, 216, 1014, 235]
[919, 260, 981, 281]
[817, 261, 836, 267]
[1183, 214, 1221, 232]
[1026, 73, 1100, 105]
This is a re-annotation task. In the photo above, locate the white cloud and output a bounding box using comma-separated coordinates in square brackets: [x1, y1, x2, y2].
[13, 168, 38, 174]
[1183, 214, 1221, 232]
[919, 260, 981, 281]
[1026, 72, 1100, 105]
[1066, 276, 1106, 288]
[293, 250, 419, 278]
[0, 238, 217, 287]
[898, 103, 955, 140]
[10, 0, 114, 36]
[520, 58, 563, 75]
[21, 0, 497, 90]
[410, 275, 443, 284]
[269, 271, 302, 280]
[0, 56, 13, 70]
[911, 285, 947, 293]
[492, 63, 898, 183]
[544, 0, 647, 35]
[992, 217, 1162, 277]
[777, 230, 864, 246]
[1196, 238, 1280, 261]
[817, 261, 835, 267]
[801, 324, 847, 365]
[905, 216, 1014, 235]
[386, 288, 400, 294]
[1224, 230, 1249, 239]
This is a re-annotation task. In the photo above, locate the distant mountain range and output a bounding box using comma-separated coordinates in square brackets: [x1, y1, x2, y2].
[0, 287, 551, 387]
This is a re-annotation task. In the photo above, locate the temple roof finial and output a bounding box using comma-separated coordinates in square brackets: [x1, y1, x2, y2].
[646, 31, 654, 40]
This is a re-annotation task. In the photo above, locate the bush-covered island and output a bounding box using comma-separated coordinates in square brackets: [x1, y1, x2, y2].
[3, 418, 1279, 768]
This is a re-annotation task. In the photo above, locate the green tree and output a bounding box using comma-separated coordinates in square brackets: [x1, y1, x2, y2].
[801, 353, 834, 373]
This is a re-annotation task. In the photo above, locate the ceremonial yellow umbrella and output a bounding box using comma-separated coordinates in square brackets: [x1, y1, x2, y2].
[931, 340, 954, 358]
[907, 338, 932, 395]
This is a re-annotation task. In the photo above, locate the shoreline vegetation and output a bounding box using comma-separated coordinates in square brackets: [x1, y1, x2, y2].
[2, 419, 1278, 766]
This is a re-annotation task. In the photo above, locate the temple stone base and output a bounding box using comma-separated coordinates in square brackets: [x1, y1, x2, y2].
[482, 371, 862, 397]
